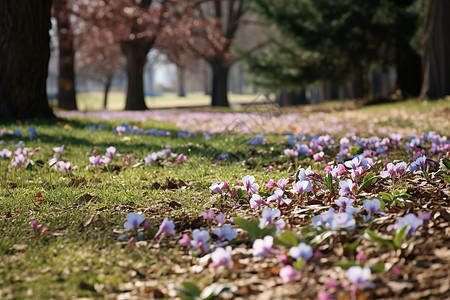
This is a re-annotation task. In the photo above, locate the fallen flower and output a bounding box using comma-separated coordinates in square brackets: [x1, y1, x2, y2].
[289, 242, 313, 261]
[209, 246, 232, 268]
[124, 213, 146, 230]
[279, 265, 300, 283]
[154, 217, 176, 239]
[252, 235, 273, 257]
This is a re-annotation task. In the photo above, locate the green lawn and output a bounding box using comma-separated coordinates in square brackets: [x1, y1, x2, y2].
[1, 100, 449, 299]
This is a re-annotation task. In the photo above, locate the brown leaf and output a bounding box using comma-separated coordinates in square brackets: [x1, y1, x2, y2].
[168, 200, 182, 208]
[69, 177, 87, 188]
[77, 194, 94, 206]
[35, 192, 46, 204]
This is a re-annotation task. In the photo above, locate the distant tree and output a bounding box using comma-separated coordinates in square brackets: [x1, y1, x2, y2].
[79, 0, 177, 110]
[76, 12, 124, 109]
[0, 0, 55, 120]
[157, 6, 198, 97]
[53, 0, 78, 110]
[187, 0, 248, 107]
[420, 0, 450, 99]
[245, 0, 423, 99]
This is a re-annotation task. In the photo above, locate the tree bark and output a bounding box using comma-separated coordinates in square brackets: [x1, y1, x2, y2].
[54, 0, 77, 110]
[420, 0, 450, 99]
[276, 90, 308, 107]
[103, 76, 112, 110]
[121, 39, 154, 110]
[177, 66, 186, 97]
[210, 61, 230, 107]
[0, 0, 55, 120]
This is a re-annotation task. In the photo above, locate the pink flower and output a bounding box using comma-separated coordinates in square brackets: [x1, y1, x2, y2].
[267, 189, 291, 206]
[242, 175, 259, 194]
[30, 220, 37, 229]
[178, 234, 191, 246]
[55, 161, 71, 172]
[356, 251, 366, 263]
[41, 227, 48, 234]
[324, 278, 339, 289]
[265, 179, 278, 190]
[177, 153, 187, 163]
[313, 151, 324, 161]
[154, 218, 176, 239]
[249, 194, 267, 210]
[317, 291, 334, 300]
[279, 265, 300, 283]
[89, 155, 105, 167]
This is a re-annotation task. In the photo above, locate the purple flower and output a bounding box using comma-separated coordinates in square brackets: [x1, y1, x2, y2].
[116, 126, 126, 136]
[313, 151, 324, 161]
[89, 155, 105, 167]
[330, 213, 356, 231]
[380, 162, 408, 179]
[242, 175, 259, 194]
[279, 265, 300, 283]
[105, 146, 116, 160]
[290, 180, 312, 195]
[11, 154, 26, 167]
[276, 178, 289, 191]
[209, 182, 227, 194]
[418, 212, 431, 221]
[55, 161, 71, 172]
[252, 235, 273, 257]
[28, 127, 38, 137]
[213, 225, 237, 242]
[335, 197, 355, 213]
[259, 208, 285, 232]
[409, 156, 429, 172]
[390, 213, 423, 237]
[362, 199, 385, 222]
[249, 194, 267, 209]
[267, 189, 291, 206]
[209, 246, 232, 268]
[53, 145, 65, 154]
[190, 229, 211, 253]
[201, 209, 215, 222]
[0, 148, 12, 159]
[154, 217, 175, 239]
[284, 149, 298, 157]
[124, 213, 146, 229]
[144, 153, 158, 165]
[215, 213, 226, 224]
[338, 179, 356, 198]
[289, 242, 313, 261]
[346, 266, 374, 288]
[176, 153, 186, 163]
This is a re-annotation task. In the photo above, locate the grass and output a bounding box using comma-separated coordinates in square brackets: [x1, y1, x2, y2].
[72, 92, 260, 111]
[1, 99, 449, 299]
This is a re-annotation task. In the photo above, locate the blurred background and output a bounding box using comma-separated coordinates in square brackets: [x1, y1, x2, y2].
[46, 0, 448, 111]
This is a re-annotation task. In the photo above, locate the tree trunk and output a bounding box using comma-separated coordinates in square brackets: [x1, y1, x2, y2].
[210, 61, 230, 107]
[121, 39, 153, 110]
[276, 90, 308, 107]
[103, 76, 112, 110]
[54, 0, 77, 110]
[420, 0, 450, 99]
[177, 66, 186, 97]
[0, 0, 55, 120]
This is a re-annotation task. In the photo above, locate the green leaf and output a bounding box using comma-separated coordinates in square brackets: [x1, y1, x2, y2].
[180, 281, 201, 297]
[324, 172, 333, 190]
[379, 192, 394, 202]
[370, 262, 386, 273]
[358, 173, 379, 193]
[234, 217, 276, 239]
[335, 261, 362, 270]
[346, 239, 359, 256]
[294, 259, 306, 271]
[393, 225, 408, 249]
[441, 157, 450, 171]
[236, 188, 247, 200]
[275, 230, 299, 247]
[364, 229, 394, 249]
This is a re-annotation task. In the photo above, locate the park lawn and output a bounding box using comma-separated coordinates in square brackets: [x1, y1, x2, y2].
[1, 100, 449, 299]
